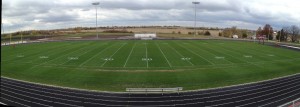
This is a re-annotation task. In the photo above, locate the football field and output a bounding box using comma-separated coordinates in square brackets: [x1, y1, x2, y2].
[1, 40, 300, 91]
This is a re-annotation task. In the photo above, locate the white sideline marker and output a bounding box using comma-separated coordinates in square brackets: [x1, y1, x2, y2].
[17, 55, 24, 57]
[181, 57, 191, 61]
[268, 54, 275, 57]
[142, 58, 152, 61]
[244, 55, 252, 58]
[39, 56, 49, 59]
[103, 58, 114, 61]
[215, 56, 225, 59]
[68, 57, 78, 60]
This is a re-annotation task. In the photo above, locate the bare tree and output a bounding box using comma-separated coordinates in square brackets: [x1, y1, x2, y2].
[256, 27, 262, 36]
[282, 26, 290, 41]
[288, 25, 300, 42]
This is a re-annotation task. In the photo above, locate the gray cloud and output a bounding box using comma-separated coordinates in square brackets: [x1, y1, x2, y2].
[2, 0, 300, 33]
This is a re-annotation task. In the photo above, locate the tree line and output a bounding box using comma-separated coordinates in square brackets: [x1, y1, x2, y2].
[256, 24, 300, 42]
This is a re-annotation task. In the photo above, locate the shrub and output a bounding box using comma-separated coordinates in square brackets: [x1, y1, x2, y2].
[242, 33, 248, 38]
[204, 31, 211, 36]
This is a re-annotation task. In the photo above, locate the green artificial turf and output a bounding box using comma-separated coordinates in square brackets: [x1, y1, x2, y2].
[1, 40, 300, 92]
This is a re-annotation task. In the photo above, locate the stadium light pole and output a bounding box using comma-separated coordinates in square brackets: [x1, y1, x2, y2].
[192, 1, 200, 38]
[92, 2, 100, 39]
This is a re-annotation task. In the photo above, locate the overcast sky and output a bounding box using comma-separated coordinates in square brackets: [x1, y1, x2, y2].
[2, 0, 300, 33]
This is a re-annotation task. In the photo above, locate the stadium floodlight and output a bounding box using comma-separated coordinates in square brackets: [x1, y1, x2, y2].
[92, 2, 100, 39]
[192, 1, 200, 38]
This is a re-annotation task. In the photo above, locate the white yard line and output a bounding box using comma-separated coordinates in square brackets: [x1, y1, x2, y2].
[101, 43, 126, 67]
[196, 42, 257, 65]
[30, 43, 94, 68]
[187, 42, 234, 64]
[204, 43, 265, 68]
[59, 44, 99, 65]
[79, 43, 115, 67]
[145, 43, 149, 68]
[167, 43, 194, 66]
[60, 44, 101, 65]
[176, 42, 214, 65]
[123, 43, 136, 67]
[156, 42, 172, 67]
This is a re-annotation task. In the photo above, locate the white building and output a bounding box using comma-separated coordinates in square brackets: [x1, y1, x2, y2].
[232, 35, 239, 39]
[134, 33, 157, 38]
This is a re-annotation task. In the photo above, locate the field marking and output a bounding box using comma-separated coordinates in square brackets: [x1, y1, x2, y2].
[39, 56, 49, 59]
[197, 42, 268, 68]
[14, 43, 74, 62]
[197, 42, 260, 67]
[243, 55, 253, 58]
[59, 43, 102, 65]
[145, 42, 149, 68]
[123, 43, 136, 67]
[167, 43, 194, 66]
[215, 56, 225, 59]
[3, 42, 71, 61]
[29, 43, 96, 69]
[234, 42, 292, 59]
[101, 43, 126, 67]
[22, 43, 80, 63]
[187, 41, 235, 64]
[155, 42, 172, 67]
[79, 43, 115, 67]
[203, 42, 263, 63]
[17, 55, 25, 57]
[175, 42, 215, 65]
